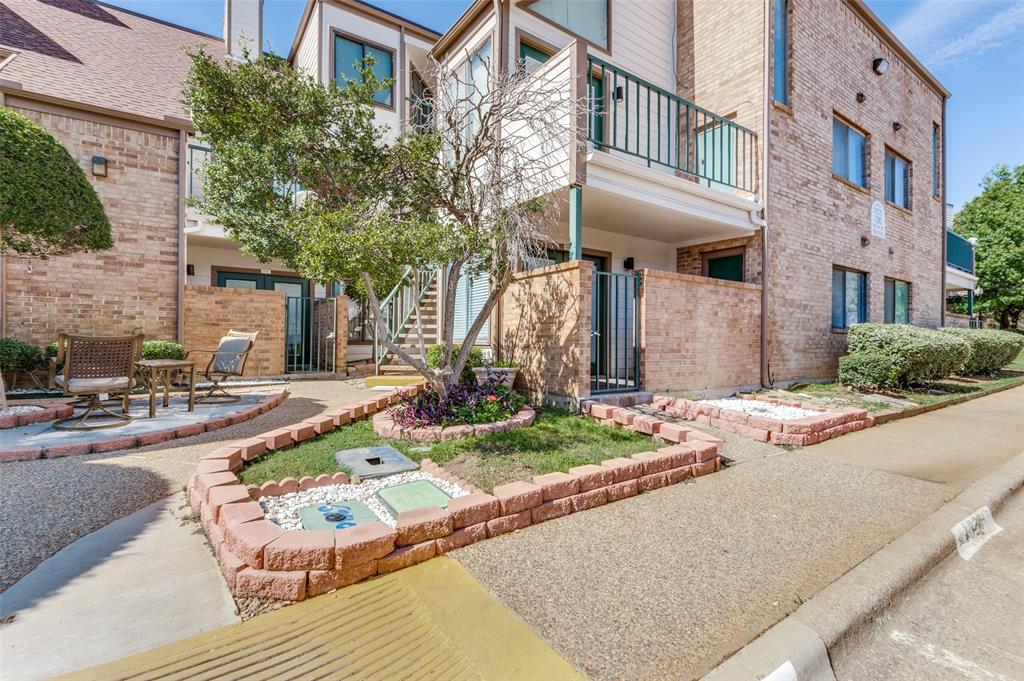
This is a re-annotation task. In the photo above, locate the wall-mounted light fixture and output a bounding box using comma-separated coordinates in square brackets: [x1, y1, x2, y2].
[614, 85, 624, 102]
[861, 236, 871, 247]
[623, 256, 635, 270]
[91, 155, 107, 177]
[892, 121, 902, 132]
[856, 92, 866, 103]
[872, 57, 889, 75]
[186, 264, 195, 276]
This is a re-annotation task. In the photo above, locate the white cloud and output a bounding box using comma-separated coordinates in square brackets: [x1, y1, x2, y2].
[886, 0, 1024, 69]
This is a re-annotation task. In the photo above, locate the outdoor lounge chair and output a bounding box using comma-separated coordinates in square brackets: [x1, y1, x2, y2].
[49, 333, 143, 430]
[187, 330, 257, 404]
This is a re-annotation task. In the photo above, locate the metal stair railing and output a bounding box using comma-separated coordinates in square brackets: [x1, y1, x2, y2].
[373, 267, 437, 371]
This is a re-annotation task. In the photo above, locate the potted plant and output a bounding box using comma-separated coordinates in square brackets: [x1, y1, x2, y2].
[473, 359, 518, 388]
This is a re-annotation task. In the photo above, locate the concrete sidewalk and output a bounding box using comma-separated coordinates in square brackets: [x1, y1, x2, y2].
[450, 384, 1024, 680]
[0, 493, 239, 680]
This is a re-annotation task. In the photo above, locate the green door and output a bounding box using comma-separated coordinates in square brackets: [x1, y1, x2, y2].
[215, 271, 310, 371]
[706, 254, 744, 282]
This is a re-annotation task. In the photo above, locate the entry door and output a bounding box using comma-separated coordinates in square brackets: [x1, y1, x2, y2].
[215, 271, 310, 370]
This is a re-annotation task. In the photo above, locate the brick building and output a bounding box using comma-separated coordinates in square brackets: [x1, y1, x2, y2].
[1, 0, 973, 397]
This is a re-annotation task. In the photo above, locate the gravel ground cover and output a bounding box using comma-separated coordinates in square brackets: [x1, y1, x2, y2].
[698, 397, 819, 420]
[0, 405, 45, 416]
[0, 379, 376, 592]
[260, 471, 469, 530]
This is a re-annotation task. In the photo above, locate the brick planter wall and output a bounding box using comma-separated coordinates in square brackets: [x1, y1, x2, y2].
[640, 270, 762, 393]
[183, 286, 287, 376]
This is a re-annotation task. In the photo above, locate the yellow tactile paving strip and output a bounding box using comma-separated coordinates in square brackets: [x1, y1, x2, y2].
[54, 558, 583, 681]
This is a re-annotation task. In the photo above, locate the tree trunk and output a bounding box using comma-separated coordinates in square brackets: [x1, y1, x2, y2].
[0, 372, 7, 409]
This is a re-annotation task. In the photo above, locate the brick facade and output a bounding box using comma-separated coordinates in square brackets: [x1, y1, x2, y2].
[640, 270, 761, 393]
[678, 0, 946, 384]
[676, 234, 763, 284]
[500, 261, 593, 403]
[183, 286, 287, 376]
[3, 106, 180, 348]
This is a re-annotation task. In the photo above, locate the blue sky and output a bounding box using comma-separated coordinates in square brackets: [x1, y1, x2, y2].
[106, 0, 1023, 209]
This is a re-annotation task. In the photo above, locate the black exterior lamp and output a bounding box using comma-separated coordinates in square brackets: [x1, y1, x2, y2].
[91, 155, 108, 177]
[872, 57, 889, 75]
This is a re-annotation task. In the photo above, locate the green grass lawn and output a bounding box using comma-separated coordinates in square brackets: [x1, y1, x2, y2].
[790, 366, 1024, 412]
[238, 408, 657, 492]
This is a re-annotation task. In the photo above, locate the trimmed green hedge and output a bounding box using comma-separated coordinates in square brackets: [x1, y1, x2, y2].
[843, 324, 971, 387]
[426, 344, 483, 384]
[141, 340, 187, 360]
[939, 328, 1024, 374]
[838, 352, 903, 389]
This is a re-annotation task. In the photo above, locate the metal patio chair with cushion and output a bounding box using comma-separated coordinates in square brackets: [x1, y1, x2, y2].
[49, 333, 143, 430]
[187, 330, 257, 404]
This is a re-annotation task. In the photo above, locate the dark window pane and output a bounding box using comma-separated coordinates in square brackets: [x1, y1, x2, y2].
[334, 36, 362, 84]
[773, 0, 788, 104]
[832, 268, 845, 328]
[707, 254, 744, 282]
[366, 45, 393, 106]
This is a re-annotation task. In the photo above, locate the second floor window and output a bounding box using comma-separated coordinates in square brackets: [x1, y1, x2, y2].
[334, 34, 394, 107]
[885, 150, 910, 209]
[832, 117, 866, 188]
[932, 124, 940, 198]
[525, 0, 608, 49]
[832, 267, 867, 329]
[884, 279, 910, 324]
[773, 0, 789, 105]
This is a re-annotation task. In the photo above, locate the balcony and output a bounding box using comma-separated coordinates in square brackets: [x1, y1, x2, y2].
[946, 230, 974, 274]
[586, 55, 758, 195]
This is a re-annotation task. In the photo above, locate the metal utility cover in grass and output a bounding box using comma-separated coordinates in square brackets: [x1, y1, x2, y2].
[335, 445, 418, 479]
[299, 501, 380, 531]
[377, 480, 452, 516]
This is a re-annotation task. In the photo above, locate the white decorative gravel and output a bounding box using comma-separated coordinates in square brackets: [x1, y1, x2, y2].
[0, 405, 45, 416]
[259, 470, 469, 531]
[698, 397, 819, 421]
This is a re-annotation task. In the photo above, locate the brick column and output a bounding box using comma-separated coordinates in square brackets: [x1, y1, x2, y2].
[334, 295, 349, 376]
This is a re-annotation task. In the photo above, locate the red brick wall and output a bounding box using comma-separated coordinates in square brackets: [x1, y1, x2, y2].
[676, 234, 764, 284]
[640, 270, 761, 393]
[766, 0, 945, 381]
[3, 106, 180, 348]
[500, 261, 593, 403]
[183, 286, 286, 376]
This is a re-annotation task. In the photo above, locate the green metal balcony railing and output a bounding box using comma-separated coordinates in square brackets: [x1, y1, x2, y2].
[586, 56, 758, 194]
[946, 230, 975, 274]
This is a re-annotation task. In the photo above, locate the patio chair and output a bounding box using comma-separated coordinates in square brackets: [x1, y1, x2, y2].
[49, 333, 143, 430]
[187, 330, 257, 404]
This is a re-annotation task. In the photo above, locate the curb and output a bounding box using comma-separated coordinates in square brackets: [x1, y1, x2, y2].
[703, 449, 1024, 681]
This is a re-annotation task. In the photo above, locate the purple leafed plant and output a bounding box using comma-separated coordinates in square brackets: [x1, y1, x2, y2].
[393, 370, 526, 427]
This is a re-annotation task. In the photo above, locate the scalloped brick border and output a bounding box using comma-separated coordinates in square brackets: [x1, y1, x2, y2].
[187, 384, 724, 603]
[0, 391, 288, 463]
[0, 403, 74, 430]
[372, 406, 536, 442]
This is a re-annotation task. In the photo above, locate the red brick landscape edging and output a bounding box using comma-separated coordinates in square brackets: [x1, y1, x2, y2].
[372, 406, 536, 442]
[0, 403, 73, 430]
[650, 394, 873, 446]
[187, 387, 726, 603]
[0, 391, 288, 463]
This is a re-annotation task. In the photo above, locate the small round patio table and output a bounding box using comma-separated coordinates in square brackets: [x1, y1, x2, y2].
[135, 359, 197, 418]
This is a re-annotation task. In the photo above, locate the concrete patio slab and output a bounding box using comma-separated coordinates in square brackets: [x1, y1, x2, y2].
[0, 493, 239, 680]
[1, 393, 268, 454]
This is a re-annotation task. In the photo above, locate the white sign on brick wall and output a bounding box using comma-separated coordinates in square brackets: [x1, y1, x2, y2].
[871, 200, 886, 238]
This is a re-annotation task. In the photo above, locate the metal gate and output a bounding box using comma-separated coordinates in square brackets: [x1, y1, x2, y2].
[285, 296, 339, 374]
[590, 270, 641, 393]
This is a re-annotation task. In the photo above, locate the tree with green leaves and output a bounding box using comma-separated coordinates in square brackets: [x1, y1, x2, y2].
[0, 108, 113, 256]
[953, 164, 1024, 329]
[1, 108, 114, 406]
[183, 49, 574, 396]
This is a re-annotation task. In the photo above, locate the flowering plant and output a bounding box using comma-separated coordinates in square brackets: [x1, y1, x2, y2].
[393, 370, 525, 427]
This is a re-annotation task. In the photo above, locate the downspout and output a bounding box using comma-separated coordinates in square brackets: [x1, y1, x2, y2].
[177, 129, 187, 342]
[760, 0, 772, 388]
[940, 95, 948, 327]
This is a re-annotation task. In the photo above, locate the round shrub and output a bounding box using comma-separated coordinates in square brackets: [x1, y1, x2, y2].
[426, 343, 483, 384]
[0, 338, 46, 372]
[141, 340, 187, 361]
[838, 352, 903, 389]
[940, 328, 1024, 374]
[845, 323, 971, 386]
